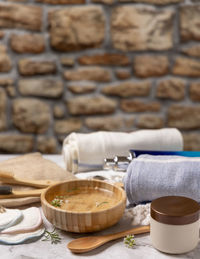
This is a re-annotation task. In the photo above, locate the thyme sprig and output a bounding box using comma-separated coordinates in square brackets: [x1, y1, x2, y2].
[42, 228, 61, 244]
[51, 198, 63, 207]
[96, 201, 109, 207]
[124, 235, 136, 248]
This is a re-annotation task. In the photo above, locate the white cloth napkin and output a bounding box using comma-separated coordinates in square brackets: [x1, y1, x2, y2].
[62, 128, 183, 173]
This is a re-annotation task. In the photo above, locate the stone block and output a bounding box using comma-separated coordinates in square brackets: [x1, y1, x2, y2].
[37, 136, 57, 154]
[156, 78, 185, 100]
[0, 3, 42, 31]
[78, 54, 130, 66]
[168, 105, 200, 129]
[118, 0, 183, 3]
[121, 99, 161, 112]
[54, 119, 82, 134]
[134, 55, 169, 78]
[0, 135, 34, 153]
[137, 115, 164, 129]
[180, 5, 200, 42]
[102, 80, 151, 97]
[0, 31, 4, 39]
[181, 45, 200, 58]
[190, 82, 200, 101]
[68, 82, 96, 94]
[111, 6, 174, 51]
[18, 79, 63, 98]
[10, 34, 45, 54]
[18, 59, 57, 76]
[49, 6, 105, 51]
[85, 116, 124, 131]
[64, 67, 111, 82]
[0, 88, 7, 131]
[60, 57, 75, 67]
[53, 105, 66, 118]
[183, 133, 200, 151]
[115, 70, 131, 80]
[12, 98, 51, 133]
[173, 57, 200, 77]
[91, 0, 114, 3]
[36, 0, 85, 3]
[0, 45, 12, 72]
[6, 86, 16, 98]
[67, 96, 117, 115]
[0, 78, 13, 86]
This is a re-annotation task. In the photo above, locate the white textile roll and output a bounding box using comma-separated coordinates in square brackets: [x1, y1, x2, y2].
[62, 128, 183, 173]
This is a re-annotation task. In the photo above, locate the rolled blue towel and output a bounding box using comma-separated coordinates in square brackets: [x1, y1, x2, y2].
[124, 155, 200, 205]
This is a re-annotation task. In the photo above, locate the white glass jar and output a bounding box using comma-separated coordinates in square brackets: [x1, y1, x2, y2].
[150, 196, 200, 254]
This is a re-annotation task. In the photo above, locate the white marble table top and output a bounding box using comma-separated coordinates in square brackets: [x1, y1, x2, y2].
[0, 154, 200, 259]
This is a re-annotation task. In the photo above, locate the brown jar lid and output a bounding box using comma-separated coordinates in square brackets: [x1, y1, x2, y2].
[151, 196, 200, 225]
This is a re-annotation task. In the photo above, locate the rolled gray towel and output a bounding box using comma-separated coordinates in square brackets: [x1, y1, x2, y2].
[123, 155, 200, 205]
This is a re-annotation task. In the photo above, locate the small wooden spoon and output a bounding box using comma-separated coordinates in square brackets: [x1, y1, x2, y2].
[0, 186, 46, 198]
[67, 225, 150, 253]
[0, 171, 58, 188]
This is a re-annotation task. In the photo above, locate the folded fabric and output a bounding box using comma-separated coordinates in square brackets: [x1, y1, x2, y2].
[0, 153, 76, 207]
[62, 128, 183, 173]
[124, 155, 200, 205]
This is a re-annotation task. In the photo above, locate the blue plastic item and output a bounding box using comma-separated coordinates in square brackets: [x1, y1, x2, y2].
[130, 150, 200, 158]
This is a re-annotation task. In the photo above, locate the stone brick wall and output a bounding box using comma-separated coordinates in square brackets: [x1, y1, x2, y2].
[0, 0, 200, 153]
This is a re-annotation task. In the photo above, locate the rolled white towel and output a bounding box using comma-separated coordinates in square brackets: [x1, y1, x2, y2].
[62, 128, 183, 173]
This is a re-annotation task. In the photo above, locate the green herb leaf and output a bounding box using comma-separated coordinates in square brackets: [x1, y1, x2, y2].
[96, 201, 109, 207]
[124, 235, 136, 248]
[55, 195, 64, 199]
[42, 228, 61, 244]
[51, 198, 62, 207]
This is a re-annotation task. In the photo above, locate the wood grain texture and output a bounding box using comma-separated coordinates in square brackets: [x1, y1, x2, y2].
[0, 171, 58, 188]
[67, 225, 150, 253]
[41, 179, 126, 233]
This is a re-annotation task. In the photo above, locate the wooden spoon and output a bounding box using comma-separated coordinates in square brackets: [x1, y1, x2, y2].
[67, 225, 150, 253]
[0, 171, 58, 188]
[0, 186, 46, 198]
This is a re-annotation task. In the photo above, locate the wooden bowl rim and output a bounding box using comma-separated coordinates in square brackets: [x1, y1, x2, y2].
[41, 179, 126, 215]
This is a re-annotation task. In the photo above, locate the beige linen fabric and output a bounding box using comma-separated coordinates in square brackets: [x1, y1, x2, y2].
[63, 128, 183, 173]
[0, 153, 75, 207]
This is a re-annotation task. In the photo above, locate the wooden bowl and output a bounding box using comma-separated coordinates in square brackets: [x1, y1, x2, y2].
[41, 179, 126, 233]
